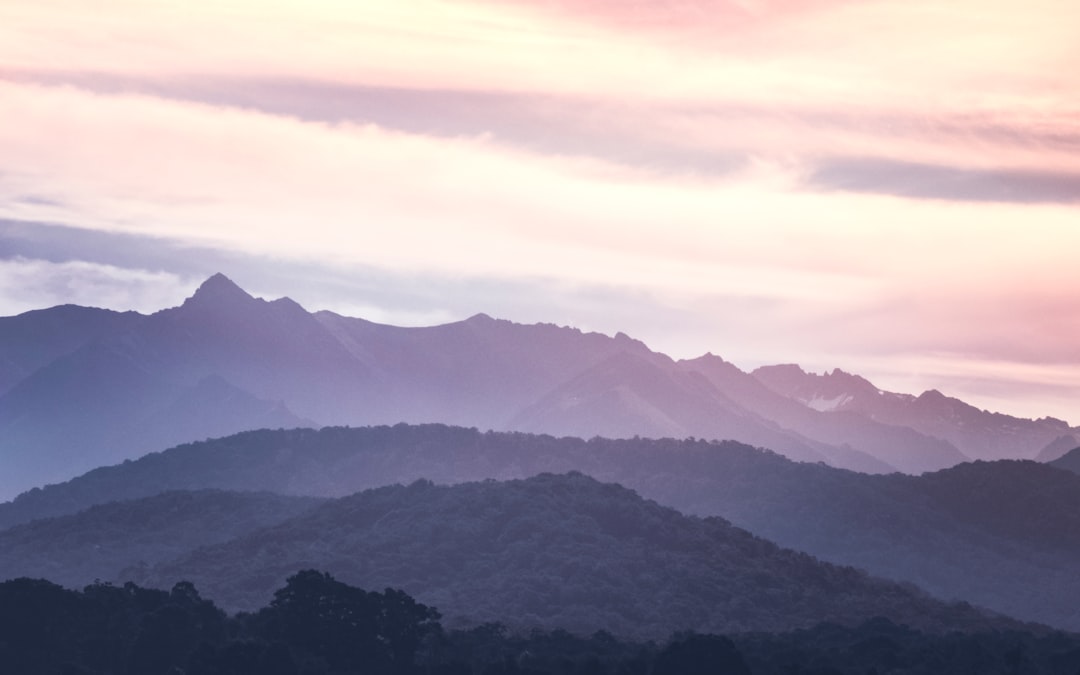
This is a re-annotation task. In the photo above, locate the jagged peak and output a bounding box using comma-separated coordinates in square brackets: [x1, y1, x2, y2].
[613, 331, 647, 347]
[269, 296, 307, 313]
[684, 351, 729, 364]
[825, 368, 876, 388]
[752, 363, 807, 377]
[182, 273, 255, 309]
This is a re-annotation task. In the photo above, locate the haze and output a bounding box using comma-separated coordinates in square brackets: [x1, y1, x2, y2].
[1, 0, 1078, 422]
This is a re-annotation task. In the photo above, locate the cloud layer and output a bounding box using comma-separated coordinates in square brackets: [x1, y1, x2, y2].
[1, 0, 1078, 421]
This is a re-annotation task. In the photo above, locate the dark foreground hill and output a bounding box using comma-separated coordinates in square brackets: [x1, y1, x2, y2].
[131, 473, 1012, 638]
[5, 572, 1077, 675]
[5, 424, 1080, 631]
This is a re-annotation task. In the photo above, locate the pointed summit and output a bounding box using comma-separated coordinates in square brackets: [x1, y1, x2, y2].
[182, 273, 255, 310]
[194, 272, 246, 296]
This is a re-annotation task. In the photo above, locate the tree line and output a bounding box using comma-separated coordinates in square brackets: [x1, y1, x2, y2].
[3, 571, 1079, 675]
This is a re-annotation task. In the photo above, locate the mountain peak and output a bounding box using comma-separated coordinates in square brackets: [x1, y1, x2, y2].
[182, 273, 255, 309]
[195, 272, 244, 294]
[756, 363, 807, 377]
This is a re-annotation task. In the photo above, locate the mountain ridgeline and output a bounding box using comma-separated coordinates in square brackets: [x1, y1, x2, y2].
[1, 273, 1075, 498]
[4, 425, 1080, 631]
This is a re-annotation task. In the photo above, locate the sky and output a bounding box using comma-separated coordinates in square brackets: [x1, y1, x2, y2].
[1, 0, 1078, 423]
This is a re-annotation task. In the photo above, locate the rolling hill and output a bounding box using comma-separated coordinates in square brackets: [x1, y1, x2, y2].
[4, 424, 1080, 630]
[0, 489, 324, 588]
[125, 474, 1019, 637]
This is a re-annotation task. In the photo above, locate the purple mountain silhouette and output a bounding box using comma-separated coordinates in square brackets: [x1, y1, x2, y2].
[753, 364, 1074, 462]
[1, 273, 1074, 498]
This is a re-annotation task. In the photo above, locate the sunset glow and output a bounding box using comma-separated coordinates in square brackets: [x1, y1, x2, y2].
[2, 0, 1078, 421]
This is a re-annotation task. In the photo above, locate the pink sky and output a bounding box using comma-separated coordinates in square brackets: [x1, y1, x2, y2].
[1, 0, 1079, 422]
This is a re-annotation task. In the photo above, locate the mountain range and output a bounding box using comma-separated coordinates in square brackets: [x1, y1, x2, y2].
[4, 424, 1080, 631]
[1, 273, 1075, 498]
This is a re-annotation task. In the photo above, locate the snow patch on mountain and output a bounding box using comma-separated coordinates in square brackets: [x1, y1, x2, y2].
[802, 394, 853, 412]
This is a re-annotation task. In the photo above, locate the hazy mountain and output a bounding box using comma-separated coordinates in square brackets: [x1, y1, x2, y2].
[315, 307, 863, 472]
[753, 364, 1075, 462]
[131, 273, 377, 423]
[0, 303, 142, 397]
[125, 374, 315, 450]
[314, 310, 652, 425]
[0, 490, 323, 589]
[5, 424, 1080, 630]
[131, 473, 1013, 637]
[0, 347, 310, 499]
[505, 350, 899, 471]
[0, 425, 833, 530]
[1035, 433, 1079, 462]
[3, 273, 1074, 497]
[1050, 446, 1080, 475]
[682, 354, 966, 473]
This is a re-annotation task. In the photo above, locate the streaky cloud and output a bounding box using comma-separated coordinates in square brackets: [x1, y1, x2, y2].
[0, 256, 193, 316]
[810, 158, 1080, 204]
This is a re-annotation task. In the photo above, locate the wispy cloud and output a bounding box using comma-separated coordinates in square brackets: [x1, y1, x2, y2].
[2, 80, 1077, 340]
[810, 159, 1080, 204]
[0, 257, 194, 315]
[1, 0, 1078, 421]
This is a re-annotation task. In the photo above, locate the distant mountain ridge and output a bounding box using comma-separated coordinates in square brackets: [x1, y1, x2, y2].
[753, 364, 1074, 462]
[5, 424, 1080, 630]
[1, 273, 1074, 496]
[1051, 446, 1080, 474]
[0, 303, 144, 397]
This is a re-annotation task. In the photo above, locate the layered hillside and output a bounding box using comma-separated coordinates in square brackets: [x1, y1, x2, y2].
[5, 425, 1080, 630]
[134, 473, 1012, 637]
[0, 490, 323, 588]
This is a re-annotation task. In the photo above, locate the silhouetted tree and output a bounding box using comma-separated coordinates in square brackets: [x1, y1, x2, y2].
[653, 634, 750, 675]
[257, 570, 440, 674]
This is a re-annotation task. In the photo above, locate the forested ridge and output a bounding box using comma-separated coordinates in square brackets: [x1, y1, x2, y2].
[4, 571, 1080, 675]
[0, 490, 325, 588]
[1, 472, 1024, 639]
[6, 424, 1080, 629]
[140, 473, 1023, 637]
